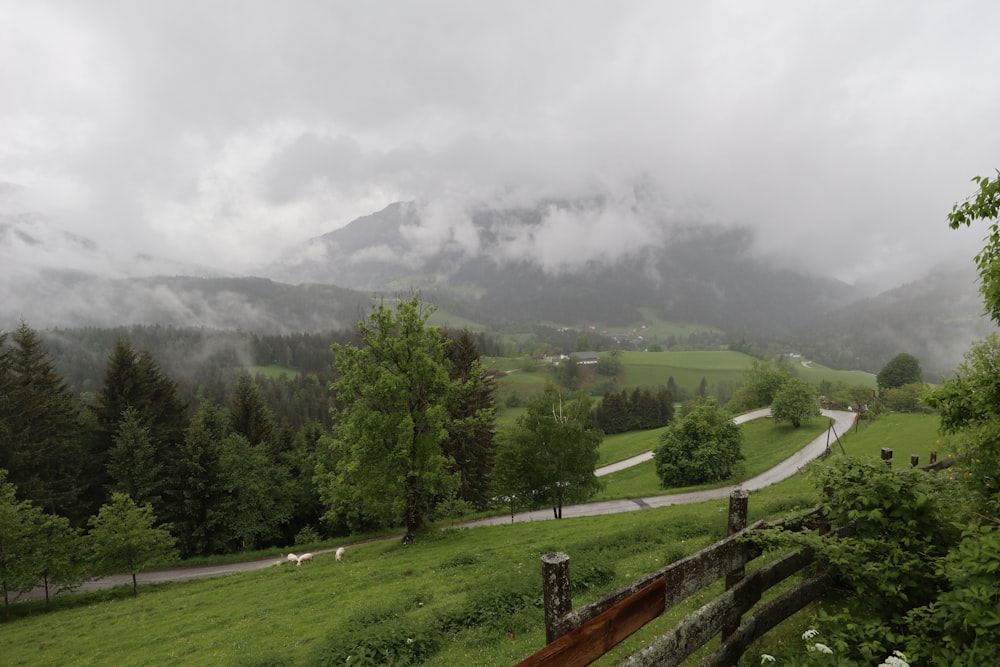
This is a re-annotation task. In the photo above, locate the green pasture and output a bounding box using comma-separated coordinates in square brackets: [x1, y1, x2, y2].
[1, 413, 948, 666]
[618, 349, 754, 390]
[791, 358, 876, 388]
[594, 416, 831, 501]
[243, 364, 299, 379]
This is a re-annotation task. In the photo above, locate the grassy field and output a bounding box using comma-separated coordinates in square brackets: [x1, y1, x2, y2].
[0, 413, 948, 666]
[618, 349, 754, 390]
[243, 364, 300, 379]
[791, 358, 876, 388]
[594, 416, 831, 501]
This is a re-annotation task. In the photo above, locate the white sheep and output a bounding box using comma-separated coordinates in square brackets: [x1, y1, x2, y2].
[286, 553, 299, 563]
[296, 552, 314, 566]
[335, 546, 345, 561]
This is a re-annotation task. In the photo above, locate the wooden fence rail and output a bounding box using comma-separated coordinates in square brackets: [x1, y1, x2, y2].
[517, 490, 826, 667]
[517, 451, 955, 667]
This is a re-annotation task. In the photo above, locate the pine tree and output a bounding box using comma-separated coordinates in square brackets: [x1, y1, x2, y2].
[442, 329, 497, 510]
[229, 371, 278, 453]
[107, 407, 161, 506]
[0, 322, 84, 520]
[93, 340, 188, 514]
[161, 402, 232, 558]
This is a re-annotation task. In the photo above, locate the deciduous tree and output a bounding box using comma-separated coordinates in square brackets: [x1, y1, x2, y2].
[492, 384, 603, 519]
[876, 352, 922, 393]
[318, 295, 467, 537]
[654, 399, 743, 487]
[86, 492, 176, 596]
[770, 378, 821, 427]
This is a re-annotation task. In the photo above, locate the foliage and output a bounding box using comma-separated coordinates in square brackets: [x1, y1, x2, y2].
[654, 399, 743, 487]
[0, 322, 84, 521]
[319, 295, 468, 535]
[491, 384, 604, 518]
[770, 377, 821, 427]
[876, 352, 922, 393]
[593, 386, 674, 434]
[229, 370, 279, 453]
[0, 471, 47, 621]
[163, 401, 232, 558]
[883, 382, 925, 413]
[107, 406, 161, 507]
[926, 332, 1000, 498]
[947, 170, 1000, 322]
[441, 329, 497, 510]
[728, 359, 791, 412]
[86, 492, 177, 596]
[219, 433, 293, 551]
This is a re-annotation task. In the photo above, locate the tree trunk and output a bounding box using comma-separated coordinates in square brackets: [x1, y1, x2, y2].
[131, 573, 138, 597]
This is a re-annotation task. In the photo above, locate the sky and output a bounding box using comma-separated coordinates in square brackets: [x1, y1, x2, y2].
[2, 0, 1000, 289]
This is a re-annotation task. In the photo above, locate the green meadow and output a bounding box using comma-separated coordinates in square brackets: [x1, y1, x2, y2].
[0, 411, 946, 666]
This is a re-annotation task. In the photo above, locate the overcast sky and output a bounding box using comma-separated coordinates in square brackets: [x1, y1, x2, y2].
[2, 0, 999, 288]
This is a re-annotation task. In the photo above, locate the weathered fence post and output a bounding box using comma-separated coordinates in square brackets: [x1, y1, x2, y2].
[881, 448, 893, 468]
[541, 552, 572, 644]
[722, 488, 750, 640]
[930, 451, 938, 464]
[910, 454, 919, 468]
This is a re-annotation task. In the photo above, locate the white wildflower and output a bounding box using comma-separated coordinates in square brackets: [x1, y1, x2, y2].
[801, 629, 820, 641]
[878, 651, 910, 667]
[810, 643, 834, 655]
[760, 654, 776, 664]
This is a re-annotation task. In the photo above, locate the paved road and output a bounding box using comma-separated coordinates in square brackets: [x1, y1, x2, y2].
[464, 409, 854, 527]
[25, 409, 854, 598]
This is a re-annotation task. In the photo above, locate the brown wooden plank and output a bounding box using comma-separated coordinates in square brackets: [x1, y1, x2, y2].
[517, 578, 666, 667]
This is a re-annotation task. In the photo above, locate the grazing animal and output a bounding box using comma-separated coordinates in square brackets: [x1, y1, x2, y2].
[335, 547, 345, 561]
[286, 553, 299, 563]
[296, 552, 314, 565]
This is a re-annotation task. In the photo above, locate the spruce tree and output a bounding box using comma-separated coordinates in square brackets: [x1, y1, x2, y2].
[1, 322, 84, 520]
[442, 329, 497, 510]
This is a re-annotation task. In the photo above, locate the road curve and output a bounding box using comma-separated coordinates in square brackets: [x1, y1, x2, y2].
[462, 409, 854, 527]
[26, 409, 854, 598]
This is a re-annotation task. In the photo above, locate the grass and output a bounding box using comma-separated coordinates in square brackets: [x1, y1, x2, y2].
[0, 413, 948, 666]
[594, 416, 831, 501]
[619, 349, 755, 390]
[243, 364, 300, 379]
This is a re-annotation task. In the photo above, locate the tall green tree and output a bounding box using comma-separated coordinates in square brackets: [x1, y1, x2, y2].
[162, 402, 232, 558]
[219, 433, 292, 551]
[770, 378, 821, 427]
[106, 407, 161, 507]
[93, 340, 188, 516]
[0, 471, 45, 622]
[493, 384, 603, 519]
[876, 352, 922, 394]
[32, 511, 86, 607]
[654, 399, 743, 488]
[0, 322, 84, 520]
[229, 371, 278, 454]
[728, 358, 790, 412]
[86, 492, 176, 596]
[318, 295, 465, 537]
[442, 329, 497, 510]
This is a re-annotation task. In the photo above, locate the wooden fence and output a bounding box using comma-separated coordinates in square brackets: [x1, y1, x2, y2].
[517, 449, 954, 667]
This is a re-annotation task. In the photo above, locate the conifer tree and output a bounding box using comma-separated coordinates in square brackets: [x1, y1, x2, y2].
[0, 322, 84, 520]
[229, 371, 278, 453]
[442, 329, 497, 510]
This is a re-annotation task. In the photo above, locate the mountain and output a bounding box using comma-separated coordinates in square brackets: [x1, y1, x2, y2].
[2, 188, 994, 377]
[791, 267, 998, 378]
[269, 200, 859, 337]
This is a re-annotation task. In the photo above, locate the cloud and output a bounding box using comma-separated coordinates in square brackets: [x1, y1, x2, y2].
[1, 0, 998, 288]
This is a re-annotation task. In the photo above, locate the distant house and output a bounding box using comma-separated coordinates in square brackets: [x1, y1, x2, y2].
[573, 351, 600, 365]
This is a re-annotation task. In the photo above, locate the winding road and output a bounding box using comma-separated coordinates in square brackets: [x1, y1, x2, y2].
[28, 409, 855, 599]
